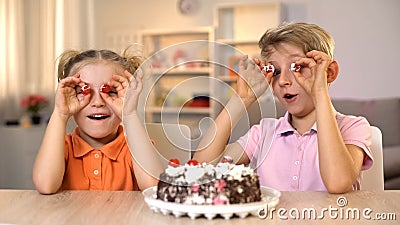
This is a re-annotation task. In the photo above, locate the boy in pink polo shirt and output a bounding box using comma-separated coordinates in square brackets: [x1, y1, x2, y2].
[193, 22, 373, 193]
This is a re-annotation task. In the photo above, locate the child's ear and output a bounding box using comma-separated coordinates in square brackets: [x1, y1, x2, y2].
[327, 60, 339, 83]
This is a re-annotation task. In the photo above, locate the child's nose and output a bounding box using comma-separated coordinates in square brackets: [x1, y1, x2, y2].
[90, 89, 106, 107]
[278, 69, 293, 86]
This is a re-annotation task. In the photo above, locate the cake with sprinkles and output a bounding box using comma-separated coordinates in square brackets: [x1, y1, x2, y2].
[156, 157, 261, 205]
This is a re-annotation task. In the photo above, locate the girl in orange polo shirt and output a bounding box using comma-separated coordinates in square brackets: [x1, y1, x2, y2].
[33, 48, 158, 194]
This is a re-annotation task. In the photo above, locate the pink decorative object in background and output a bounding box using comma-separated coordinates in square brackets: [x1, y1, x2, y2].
[21, 94, 48, 124]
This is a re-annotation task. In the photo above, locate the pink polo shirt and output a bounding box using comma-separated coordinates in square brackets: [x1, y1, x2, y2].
[237, 112, 373, 191]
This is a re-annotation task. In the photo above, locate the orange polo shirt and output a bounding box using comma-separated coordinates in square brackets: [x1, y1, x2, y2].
[61, 125, 139, 191]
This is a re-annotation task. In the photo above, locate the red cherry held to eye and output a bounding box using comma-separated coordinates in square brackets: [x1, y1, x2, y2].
[100, 84, 111, 93]
[81, 85, 91, 95]
[187, 159, 199, 166]
[290, 63, 302, 72]
[263, 64, 275, 73]
[168, 158, 180, 167]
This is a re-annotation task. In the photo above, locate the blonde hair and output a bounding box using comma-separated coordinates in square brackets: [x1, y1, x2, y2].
[259, 22, 335, 59]
[57, 47, 143, 81]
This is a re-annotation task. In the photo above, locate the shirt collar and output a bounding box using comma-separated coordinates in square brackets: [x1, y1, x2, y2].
[72, 125, 126, 160]
[276, 112, 318, 135]
[275, 112, 296, 135]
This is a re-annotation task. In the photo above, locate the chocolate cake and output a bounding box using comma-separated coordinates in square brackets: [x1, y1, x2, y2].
[156, 158, 261, 205]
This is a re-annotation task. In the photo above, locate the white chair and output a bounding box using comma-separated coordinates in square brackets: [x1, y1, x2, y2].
[361, 126, 384, 191]
[145, 123, 192, 167]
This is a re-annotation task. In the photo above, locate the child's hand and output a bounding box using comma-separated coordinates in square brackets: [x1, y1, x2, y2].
[236, 55, 270, 107]
[101, 70, 133, 120]
[292, 50, 332, 97]
[253, 57, 267, 76]
[123, 70, 143, 116]
[55, 74, 90, 120]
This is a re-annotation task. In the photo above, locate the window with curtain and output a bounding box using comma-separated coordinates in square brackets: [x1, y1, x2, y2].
[0, 0, 25, 122]
[0, 0, 90, 124]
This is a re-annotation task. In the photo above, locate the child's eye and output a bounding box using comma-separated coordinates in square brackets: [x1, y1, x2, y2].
[100, 84, 111, 93]
[108, 90, 118, 96]
[75, 85, 90, 95]
[290, 63, 302, 72]
[263, 64, 275, 73]
[75, 86, 82, 94]
[273, 69, 281, 77]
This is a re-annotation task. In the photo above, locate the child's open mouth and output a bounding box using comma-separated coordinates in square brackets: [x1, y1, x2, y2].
[283, 94, 297, 100]
[87, 114, 110, 120]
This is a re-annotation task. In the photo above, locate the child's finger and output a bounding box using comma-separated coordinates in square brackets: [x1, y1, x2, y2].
[253, 57, 264, 70]
[71, 73, 80, 78]
[135, 75, 143, 92]
[295, 57, 317, 69]
[112, 74, 130, 90]
[107, 80, 121, 91]
[59, 75, 81, 88]
[123, 70, 133, 80]
[265, 71, 274, 84]
[134, 68, 144, 80]
[306, 50, 330, 63]
[129, 75, 137, 90]
[79, 94, 91, 107]
[306, 50, 324, 58]
[246, 58, 256, 70]
[238, 55, 249, 72]
[252, 58, 269, 80]
[256, 58, 266, 67]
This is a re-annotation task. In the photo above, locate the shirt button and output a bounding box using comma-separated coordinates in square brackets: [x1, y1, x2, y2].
[93, 169, 99, 175]
[295, 160, 300, 165]
[293, 175, 298, 181]
[94, 153, 100, 158]
[298, 146, 302, 151]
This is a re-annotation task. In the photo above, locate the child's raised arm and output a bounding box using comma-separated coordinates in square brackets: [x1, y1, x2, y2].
[33, 74, 90, 194]
[193, 55, 271, 164]
[123, 73, 160, 190]
[294, 50, 367, 193]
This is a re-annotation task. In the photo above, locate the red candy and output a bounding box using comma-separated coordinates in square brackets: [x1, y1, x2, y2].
[212, 195, 228, 205]
[81, 84, 90, 95]
[187, 159, 199, 166]
[290, 63, 302, 72]
[215, 180, 227, 192]
[100, 84, 111, 93]
[168, 158, 180, 167]
[263, 64, 275, 73]
[191, 184, 200, 192]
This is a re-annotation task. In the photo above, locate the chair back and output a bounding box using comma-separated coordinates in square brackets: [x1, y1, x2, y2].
[361, 126, 384, 191]
[145, 123, 192, 167]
